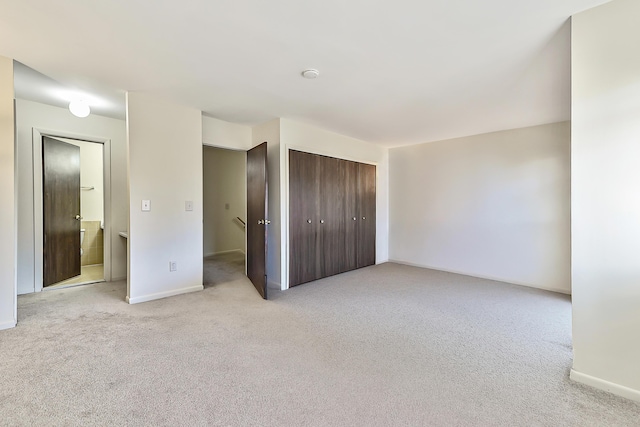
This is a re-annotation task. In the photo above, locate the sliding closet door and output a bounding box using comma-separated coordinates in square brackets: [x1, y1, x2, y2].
[289, 150, 319, 286]
[357, 163, 376, 268]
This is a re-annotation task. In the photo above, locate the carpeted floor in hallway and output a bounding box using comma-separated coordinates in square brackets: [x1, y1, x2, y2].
[1, 263, 639, 426]
[203, 251, 245, 288]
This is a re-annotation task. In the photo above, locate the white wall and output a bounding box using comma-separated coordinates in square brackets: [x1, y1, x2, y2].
[203, 146, 246, 256]
[252, 119, 281, 288]
[279, 118, 390, 289]
[0, 56, 16, 330]
[127, 92, 203, 304]
[202, 115, 252, 150]
[571, 0, 640, 401]
[78, 140, 104, 222]
[389, 122, 571, 294]
[204, 117, 390, 290]
[15, 99, 128, 294]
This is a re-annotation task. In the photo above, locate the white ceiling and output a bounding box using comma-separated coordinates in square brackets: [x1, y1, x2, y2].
[13, 61, 126, 120]
[1, 0, 608, 147]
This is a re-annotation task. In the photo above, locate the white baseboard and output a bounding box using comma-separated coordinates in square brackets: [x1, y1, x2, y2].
[126, 284, 203, 304]
[267, 280, 281, 290]
[387, 259, 571, 295]
[0, 320, 17, 331]
[204, 249, 245, 257]
[570, 369, 640, 403]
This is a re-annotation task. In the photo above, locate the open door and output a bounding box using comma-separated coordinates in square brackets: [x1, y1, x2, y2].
[42, 136, 81, 287]
[246, 142, 268, 299]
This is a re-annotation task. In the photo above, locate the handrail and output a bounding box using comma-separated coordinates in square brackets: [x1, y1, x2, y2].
[236, 217, 246, 227]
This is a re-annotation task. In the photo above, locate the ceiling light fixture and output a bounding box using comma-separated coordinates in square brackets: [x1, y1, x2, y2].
[301, 69, 320, 79]
[69, 100, 91, 118]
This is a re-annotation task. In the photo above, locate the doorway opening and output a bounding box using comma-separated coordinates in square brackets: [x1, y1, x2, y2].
[42, 136, 105, 289]
[33, 129, 112, 292]
[202, 146, 247, 288]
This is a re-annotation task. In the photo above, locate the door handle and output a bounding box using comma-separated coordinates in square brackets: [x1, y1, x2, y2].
[320, 220, 325, 224]
[75, 215, 83, 220]
[352, 217, 357, 221]
[258, 219, 271, 225]
[307, 219, 312, 224]
[258, 220, 264, 225]
[362, 217, 366, 220]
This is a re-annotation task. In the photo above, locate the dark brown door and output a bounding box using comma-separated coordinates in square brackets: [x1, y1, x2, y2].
[343, 160, 359, 272]
[357, 163, 376, 268]
[43, 136, 81, 287]
[319, 155, 348, 277]
[289, 151, 376, 286]
[247, 142, 268, 299]
[289, 150, 319, 287]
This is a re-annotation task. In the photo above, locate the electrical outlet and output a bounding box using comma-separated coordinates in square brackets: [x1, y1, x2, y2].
[169, 261, 177, 272]
[142, 200, 151, 211]
[185, 201, 193, 211]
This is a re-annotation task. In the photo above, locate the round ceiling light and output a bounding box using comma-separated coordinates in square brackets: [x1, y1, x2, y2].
[301, 69, 320, 79]
[69, 100, 91, 118]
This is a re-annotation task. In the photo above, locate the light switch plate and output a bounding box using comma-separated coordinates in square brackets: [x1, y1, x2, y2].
[142, 200, 151, 211]
[185, 201, 193, 211]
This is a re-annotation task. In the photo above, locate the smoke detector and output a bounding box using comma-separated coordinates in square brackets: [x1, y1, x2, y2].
[301, 69, 320, 79]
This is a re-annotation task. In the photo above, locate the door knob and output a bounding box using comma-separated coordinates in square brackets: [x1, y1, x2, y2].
[352, 217, 357, 221]
[307, 219, 312, 224]
[258, 220, 264, 225]
[75, 215, 83, 220]
[362, 217, 366, 220]
[265, 220, 271, 224]
[320, 220, 325, 224]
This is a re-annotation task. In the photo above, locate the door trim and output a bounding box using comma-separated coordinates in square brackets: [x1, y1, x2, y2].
[32, 127, 112, 292]
[282, 144, 378, 291]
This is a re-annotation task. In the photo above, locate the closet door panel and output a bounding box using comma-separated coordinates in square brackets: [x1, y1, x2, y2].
[319, 156, 347, 277]
[289, 150, 320, 286]
[357, 163, 376, 268]
[344, 160, 359, 272]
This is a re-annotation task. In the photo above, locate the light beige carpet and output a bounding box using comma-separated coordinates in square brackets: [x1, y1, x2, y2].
[203, 251, 245, 288]
[1, 263, 639, 426]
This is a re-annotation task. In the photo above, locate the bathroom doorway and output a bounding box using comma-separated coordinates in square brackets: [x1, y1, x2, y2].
[202, 145, 247, 287]
[35, 132, 109, 290]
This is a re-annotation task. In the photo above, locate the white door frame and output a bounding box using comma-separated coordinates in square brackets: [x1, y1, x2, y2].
[32, 127, 112, 291]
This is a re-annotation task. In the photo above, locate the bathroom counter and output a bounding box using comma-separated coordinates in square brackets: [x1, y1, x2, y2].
[118, 231, 128, 239]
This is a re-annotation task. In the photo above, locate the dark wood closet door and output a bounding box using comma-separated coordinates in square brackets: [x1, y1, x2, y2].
[357, 163, 376, 268]
[43, 136, 81, 287]
[319, 156, 348, 277]
[247, 142, 268, 299]
[289, 150, 320, 287]
[343, 160, 359, 272]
